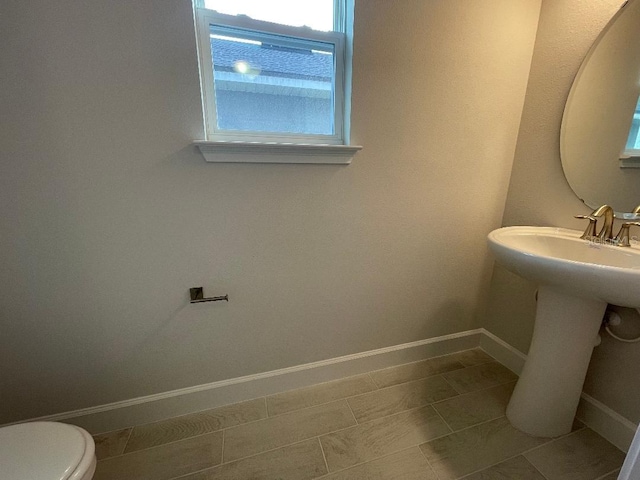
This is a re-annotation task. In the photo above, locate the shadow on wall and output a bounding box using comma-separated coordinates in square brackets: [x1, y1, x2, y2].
[586, 306, 640, 424]
[484, 265, 538, 355]
[414, 300, 477, 342]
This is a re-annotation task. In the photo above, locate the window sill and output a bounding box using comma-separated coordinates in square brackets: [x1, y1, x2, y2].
[620, 155, 640, 168]
[193, 141, 362, 165]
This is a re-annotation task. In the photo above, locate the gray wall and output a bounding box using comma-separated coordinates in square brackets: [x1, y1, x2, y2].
[0, 0, 540, 423]
[485, 0, 640, 423]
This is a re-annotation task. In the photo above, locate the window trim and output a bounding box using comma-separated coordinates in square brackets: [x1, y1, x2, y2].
[194, 4, 350, 146]
[193, 140, 362, 164]
[619, 152, 640, 168]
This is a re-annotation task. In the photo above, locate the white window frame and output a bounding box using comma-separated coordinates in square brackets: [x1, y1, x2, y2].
[193, 0, 352, 147]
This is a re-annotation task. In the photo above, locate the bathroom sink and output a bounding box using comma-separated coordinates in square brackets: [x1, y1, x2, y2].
[487, 226, 640, 438]
[488, 226, 640, 308]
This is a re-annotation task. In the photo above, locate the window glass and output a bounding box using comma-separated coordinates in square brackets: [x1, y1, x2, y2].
[204, 0, 334, 31]
[210, 27, 335, 135]
[626, 96, 640, 151]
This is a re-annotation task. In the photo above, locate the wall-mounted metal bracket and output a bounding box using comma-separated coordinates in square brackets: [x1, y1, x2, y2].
[189, 287, 229, 304]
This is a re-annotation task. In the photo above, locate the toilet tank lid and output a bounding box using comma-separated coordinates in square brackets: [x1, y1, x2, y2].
[0, 421, 90, 480]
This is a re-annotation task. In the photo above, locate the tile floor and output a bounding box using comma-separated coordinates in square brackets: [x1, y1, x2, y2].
[91, 348, 625, 480]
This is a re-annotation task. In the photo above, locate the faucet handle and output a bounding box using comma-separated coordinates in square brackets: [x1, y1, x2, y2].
[614, 221, 640, 247]
[574, 214, 598, 240]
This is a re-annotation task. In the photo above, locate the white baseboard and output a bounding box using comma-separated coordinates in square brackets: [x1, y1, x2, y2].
[20, 330, 482, 434]
[9, 327, 638, 454]
[479, 329, 527, 375]
[577, 393, 638, 453]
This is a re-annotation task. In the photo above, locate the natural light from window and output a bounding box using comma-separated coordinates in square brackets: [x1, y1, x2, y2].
[204, 0, 334, 31]
[208, 26, 335, 135]
[195, 0, 353, 148]
[625, 95, 640, 153]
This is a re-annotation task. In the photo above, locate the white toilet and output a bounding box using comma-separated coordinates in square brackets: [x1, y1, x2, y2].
[0, 421, 96, 480]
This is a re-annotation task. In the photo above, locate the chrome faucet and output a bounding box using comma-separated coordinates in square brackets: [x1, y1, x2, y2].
[591, 205, 615, 241]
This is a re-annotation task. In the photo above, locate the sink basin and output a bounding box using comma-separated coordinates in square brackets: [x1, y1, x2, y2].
[489, 226, 640, 307]
[487, 226, 639, 438]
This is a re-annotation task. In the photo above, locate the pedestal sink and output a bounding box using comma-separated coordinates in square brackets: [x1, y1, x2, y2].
[488, 226, 640, 437]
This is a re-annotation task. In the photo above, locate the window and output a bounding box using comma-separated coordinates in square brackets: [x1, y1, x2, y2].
[193, 0, 354, 147]
[620, 95, 640, 167]
[625, 95, 640, 154]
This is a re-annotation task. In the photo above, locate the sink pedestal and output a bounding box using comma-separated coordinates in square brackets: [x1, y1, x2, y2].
[488, 226, 640, 437]
[506, 286, 607, 437]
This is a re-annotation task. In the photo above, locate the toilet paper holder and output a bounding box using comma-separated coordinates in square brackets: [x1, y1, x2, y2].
[189, 287, 229, 304]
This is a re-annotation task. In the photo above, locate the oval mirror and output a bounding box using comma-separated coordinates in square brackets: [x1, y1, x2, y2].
[561, 0, 640, 215]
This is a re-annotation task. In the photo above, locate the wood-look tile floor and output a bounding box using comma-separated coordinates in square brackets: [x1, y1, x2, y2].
[92, 348, 625, 480]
